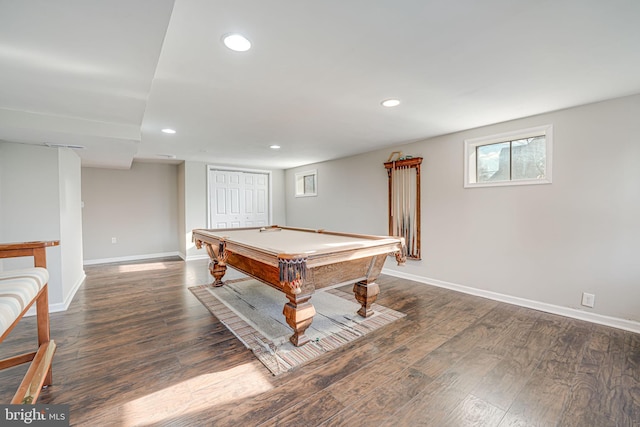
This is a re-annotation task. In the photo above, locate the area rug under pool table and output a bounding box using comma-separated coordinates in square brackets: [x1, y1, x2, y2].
[189, 277, 406, 375]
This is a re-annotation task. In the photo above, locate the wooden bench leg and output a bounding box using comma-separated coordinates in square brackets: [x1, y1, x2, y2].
[36, 285, 53, 387]
[11, 341, 56, 404]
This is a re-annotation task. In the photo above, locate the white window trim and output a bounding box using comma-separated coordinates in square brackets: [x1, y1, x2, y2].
[464, 124, 553, 188]
[294, 169, 317, 197]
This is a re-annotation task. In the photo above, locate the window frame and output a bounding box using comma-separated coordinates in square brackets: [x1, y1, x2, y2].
[464, 124, 553, 188]
[294, 169, 317, 197]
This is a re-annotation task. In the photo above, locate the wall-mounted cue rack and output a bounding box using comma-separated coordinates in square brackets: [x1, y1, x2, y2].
[384, 156, 422, 260]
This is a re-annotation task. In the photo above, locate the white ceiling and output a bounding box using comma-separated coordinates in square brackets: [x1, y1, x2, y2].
[1, 1, 639, 170]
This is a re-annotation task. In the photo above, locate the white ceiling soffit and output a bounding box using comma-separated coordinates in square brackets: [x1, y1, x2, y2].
[0, 0, 175, 169]
[2, 1, 640, 169]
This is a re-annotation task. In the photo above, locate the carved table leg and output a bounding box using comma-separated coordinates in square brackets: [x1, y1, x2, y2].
[353, 280, 380, 317]
[208, 260, 227, 287]
[279, 254, 316, 346]
[282, 292, 316, 347]
[202, 241, 228, 287]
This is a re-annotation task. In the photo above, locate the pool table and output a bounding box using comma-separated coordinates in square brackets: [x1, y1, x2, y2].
[193, 225, 406, 346]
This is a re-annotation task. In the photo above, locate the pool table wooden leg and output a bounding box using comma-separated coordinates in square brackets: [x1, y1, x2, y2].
[202, 241, 228, 286]
[208, 260, 227, 287]
[353, 280, 380, 317]
[282, 292, 316, 347]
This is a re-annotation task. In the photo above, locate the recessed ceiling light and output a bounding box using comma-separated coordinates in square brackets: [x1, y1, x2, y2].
[161, 128, 176, 134]
[222, 33, 251, 52]
[270, 145, 281, 149]
[381, 99, 401, 107]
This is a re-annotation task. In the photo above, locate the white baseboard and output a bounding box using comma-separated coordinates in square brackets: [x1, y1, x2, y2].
[83, 251, 181, 265]
[52, 272, 86, 313]
[26, 272, 86, 316]
[382, 268, 640, 334]
[185, 254, 209, 262]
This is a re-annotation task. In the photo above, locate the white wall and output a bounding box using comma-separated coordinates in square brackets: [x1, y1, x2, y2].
[285, 150, 389, 235]
[82, 160, 287, 262]
[58, 148, 85, 305]
[0, 143, 61, 243]
[270, 167, 287, 226]
[286, 94, 640, 329]
[82, 162, 180, 262]
[178, 162, 187, 258]
[182, 161, 207, 259]
[0, 142, 84, 311]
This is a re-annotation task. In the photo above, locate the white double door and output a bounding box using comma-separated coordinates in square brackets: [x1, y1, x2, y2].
[208, 168, 270, 229]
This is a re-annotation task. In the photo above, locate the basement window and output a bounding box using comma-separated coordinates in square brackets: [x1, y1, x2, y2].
[295, 170, 317, 197]
[464, 124, 553, 188]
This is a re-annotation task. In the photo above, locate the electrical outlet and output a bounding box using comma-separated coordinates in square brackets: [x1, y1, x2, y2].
[581, 292, 595, 308]
[111, 237, 117, 244]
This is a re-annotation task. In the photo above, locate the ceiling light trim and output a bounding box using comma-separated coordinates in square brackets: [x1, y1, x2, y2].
[381, 99, 401, 107]
[222, 33, 252, 52]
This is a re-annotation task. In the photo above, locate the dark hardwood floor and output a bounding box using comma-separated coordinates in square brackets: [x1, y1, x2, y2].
[1, 257, 638, 426]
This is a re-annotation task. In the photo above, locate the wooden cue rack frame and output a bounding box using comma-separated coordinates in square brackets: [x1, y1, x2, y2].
[384, 155, 422, 260]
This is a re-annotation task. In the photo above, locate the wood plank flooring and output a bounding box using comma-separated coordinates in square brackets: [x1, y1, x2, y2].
[1, 257, 638, 426]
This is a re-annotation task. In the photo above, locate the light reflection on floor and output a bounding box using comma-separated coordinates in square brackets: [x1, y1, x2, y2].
[117, 262, 169, 273]
[122, 362, 273, 425]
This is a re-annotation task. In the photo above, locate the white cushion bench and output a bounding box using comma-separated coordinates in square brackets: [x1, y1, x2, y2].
[0, 241, 58, 404]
